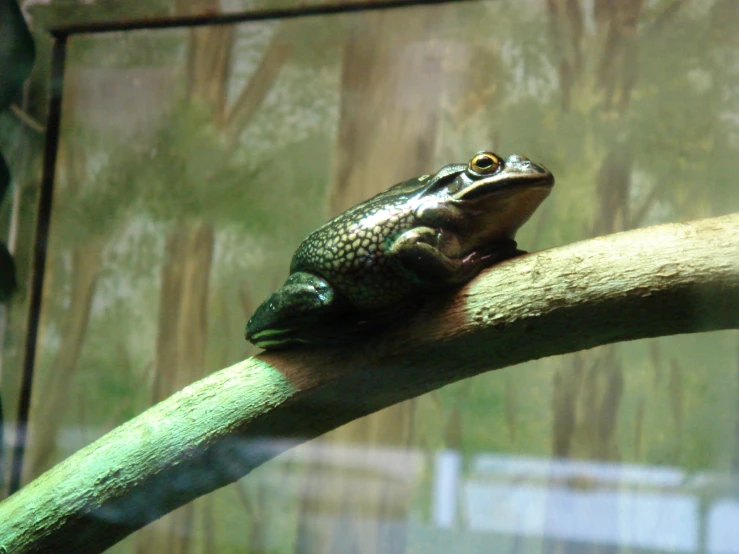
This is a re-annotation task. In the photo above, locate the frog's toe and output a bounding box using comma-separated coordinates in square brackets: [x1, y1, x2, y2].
[245, 325, 313, 350]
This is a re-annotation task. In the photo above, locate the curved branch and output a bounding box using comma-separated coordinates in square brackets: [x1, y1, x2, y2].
[2, 213, 739, 554]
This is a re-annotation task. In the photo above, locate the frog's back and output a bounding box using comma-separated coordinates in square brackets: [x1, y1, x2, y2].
[290, 192, 419, 309]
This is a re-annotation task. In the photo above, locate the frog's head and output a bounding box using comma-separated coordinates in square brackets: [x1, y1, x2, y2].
[420, 151, 554, 246]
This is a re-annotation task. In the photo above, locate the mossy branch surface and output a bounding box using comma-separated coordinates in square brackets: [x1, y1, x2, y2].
[2, 213, 739, 553]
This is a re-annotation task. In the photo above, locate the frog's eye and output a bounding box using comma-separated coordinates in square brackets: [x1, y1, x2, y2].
[469, 152, 502, 175]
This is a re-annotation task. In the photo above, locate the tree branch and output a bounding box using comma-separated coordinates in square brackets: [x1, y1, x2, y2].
[2, 213, 738, 554]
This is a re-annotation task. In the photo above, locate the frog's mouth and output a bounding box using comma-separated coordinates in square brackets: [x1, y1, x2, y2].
[452, 165, 554, 202]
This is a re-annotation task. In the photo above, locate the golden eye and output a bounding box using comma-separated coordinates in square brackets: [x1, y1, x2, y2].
[469, 152, 502, 175]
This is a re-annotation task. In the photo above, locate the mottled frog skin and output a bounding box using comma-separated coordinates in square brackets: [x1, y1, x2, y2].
[247, 151, 554, 350]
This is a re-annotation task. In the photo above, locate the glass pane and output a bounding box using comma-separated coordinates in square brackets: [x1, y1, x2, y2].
[17, 0, 739, 553]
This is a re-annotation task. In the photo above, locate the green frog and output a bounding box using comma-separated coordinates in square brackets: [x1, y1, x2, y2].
[246, 151, 554, 350]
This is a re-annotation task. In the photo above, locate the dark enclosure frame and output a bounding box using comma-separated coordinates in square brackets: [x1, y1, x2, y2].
[9, 0, 479, 494]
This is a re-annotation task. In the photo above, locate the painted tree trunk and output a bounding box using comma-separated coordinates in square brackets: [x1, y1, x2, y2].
[25, 239, 104, 478]
[294, 7, 445, 554]
[135, 5, 222, 549]
[135, 222, 214, 553]
[545, 3, 651, 552]
[22, 114, 105, 483]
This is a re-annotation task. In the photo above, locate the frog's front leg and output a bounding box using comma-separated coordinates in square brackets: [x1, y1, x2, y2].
[246, 271, 351, 349]
[387, 227, 519, 289]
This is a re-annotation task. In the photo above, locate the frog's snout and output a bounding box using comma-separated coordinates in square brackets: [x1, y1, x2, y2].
[506, 154, 552, 178]
[506, 154, 537, 170]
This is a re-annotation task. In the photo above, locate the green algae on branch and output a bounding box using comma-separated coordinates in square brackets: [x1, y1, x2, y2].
[1, 213, 739, 554]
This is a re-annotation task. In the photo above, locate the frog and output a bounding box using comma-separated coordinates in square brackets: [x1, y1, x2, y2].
[246, 151, 554, 350]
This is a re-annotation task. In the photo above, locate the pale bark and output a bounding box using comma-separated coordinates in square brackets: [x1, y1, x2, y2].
[0, 213, 737, 554]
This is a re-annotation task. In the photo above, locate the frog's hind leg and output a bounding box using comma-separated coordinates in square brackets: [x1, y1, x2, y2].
[246, 272, 355, 350]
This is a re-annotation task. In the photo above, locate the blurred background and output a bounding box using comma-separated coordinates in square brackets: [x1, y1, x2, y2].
[2, 0, 739, 552]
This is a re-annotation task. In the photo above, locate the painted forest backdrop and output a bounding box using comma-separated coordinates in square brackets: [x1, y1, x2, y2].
[2, 1, 739, 553]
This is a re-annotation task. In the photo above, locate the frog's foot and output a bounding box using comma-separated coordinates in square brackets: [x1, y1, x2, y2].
[246, 272, 355, 350]
[472, 241, 525, 267]
[388, 227, 520, 289]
